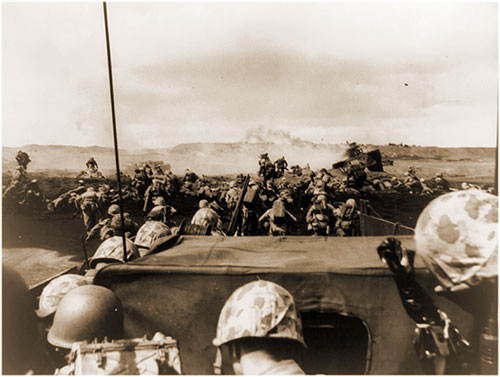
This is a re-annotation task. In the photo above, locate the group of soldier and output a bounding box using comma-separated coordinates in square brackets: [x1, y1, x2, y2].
[4, 149, 492, 242]
[4, 187, 498, 375]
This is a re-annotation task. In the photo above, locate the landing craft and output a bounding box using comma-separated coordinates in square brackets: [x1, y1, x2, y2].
[9, 3, 489, 375]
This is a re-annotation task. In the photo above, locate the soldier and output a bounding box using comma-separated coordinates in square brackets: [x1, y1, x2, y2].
[146, 196, 177, 226]
[134, 220, 172, 256]
[76, 187, 103, 231]
[183, 168, 198, 183]
[225, 180, 240, 210]
[376, 190, 498, 374]
[144, 164, 153, 179]
[109, 212, 139, 238]
[89, 236, 140, 270]
[191, 199, 223, 235]
[154, 165, 164, 176]
[258, 153, 271, 170]
[16, 150, 31, 170]
[36, 274, 90, 319]
[212, 280, 306, 375]
[433, 173, 450, 192]
[86, 157, 98, 171]
[19, 178, 46, 212]
[47, 285, 125, 373]
[85, 203, 121, 242]
[143, 176, 168, 214]
[306, 195, 337, 236]
[240, 179, 265, 235]
[334, 198, 360, 237]
[259, 198, 297, 236]
[419, 178, 434, 196]
[274, 156, 288, 177]
[3, 265, 41, 374]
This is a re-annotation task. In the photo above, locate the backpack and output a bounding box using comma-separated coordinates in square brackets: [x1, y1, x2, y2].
[61, 332, 181, 375]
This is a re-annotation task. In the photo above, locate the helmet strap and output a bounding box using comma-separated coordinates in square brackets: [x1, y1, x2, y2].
[213, 347, 222, 375]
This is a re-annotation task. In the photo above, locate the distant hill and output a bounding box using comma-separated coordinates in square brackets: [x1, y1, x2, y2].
[2, 143, 495, 177]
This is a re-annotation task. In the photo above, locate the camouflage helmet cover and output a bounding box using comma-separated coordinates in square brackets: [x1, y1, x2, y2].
[134, 220, 171, 251]
[90, 236, 139, 268]
[212, 280, 305, 347]
[414, 189, 498, 289]
[36, 274, 90, 318]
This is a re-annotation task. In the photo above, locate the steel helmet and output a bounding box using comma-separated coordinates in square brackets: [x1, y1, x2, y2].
[2, 265, 39, 374]
[134, 220, 171, 252]
[213, 280, 305, 347]
[47, 285, 124, 349]
[107, 204, 121, 217]
[229, 181, 237, 188]
[199, 199, 209, 208]
[90, 236, 140, 268]
[36, 274, 90, 318]
[414, 189, 498, 289]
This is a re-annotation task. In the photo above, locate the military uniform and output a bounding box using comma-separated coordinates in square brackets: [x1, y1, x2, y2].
[77, 188, 103, 231]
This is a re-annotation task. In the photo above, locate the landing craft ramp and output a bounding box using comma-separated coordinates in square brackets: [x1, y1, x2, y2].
[94, 235, 474, 375]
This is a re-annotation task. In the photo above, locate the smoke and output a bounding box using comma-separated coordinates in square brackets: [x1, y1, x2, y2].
[244, 125, 315, 148]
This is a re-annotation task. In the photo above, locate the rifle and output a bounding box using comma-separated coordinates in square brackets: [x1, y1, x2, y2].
[228, 175, 250, 236]
[80, 236, 90, 270]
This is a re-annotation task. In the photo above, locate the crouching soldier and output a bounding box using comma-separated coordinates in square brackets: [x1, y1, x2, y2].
[334, 198, 360, 237]
[212, 280, 306, 375]
[259, 198, 297, 236]
[306, 195, 336, 236]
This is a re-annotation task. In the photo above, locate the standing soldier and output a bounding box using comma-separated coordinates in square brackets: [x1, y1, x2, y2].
[16, 150, 31, 170]
[77, 187, 103, 232]
[225, 180, 240, 211]
[86, 157, 98, 171]
[274, 156, 288, 178]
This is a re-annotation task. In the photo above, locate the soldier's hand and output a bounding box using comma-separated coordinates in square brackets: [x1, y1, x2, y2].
[377, 237, 415, 275]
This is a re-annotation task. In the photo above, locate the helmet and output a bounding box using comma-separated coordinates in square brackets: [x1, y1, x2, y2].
[153, 196, 166, 206]
[414, 189, 498, 289]
[90, 236, 140, 268]
[3, 265, 39, 374]
[199, 199, 209, 208]
[346, 198, 356, 207]
[36, 274, 89, 318]
[212, 280, 305, 347]
[209, 201, 223, 213]
[110, 213, 135, 232]
[229, 181, 237, 188]
[47, 285, 124, 349]
[134, 220, 171, 251]
[107, 204, 121, 216]
[78, 179, 85, 184]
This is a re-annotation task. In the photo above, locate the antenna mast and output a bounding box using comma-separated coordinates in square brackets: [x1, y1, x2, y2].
[103, 2, 128, 262]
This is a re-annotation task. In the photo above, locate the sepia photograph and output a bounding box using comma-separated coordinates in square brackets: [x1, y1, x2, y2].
[2, 1, 498, 375]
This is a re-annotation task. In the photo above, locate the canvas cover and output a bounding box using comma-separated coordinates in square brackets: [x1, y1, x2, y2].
[94, 235, 474, 375]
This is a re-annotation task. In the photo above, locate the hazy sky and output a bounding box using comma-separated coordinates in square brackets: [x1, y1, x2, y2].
[2, 2, 498, 149]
